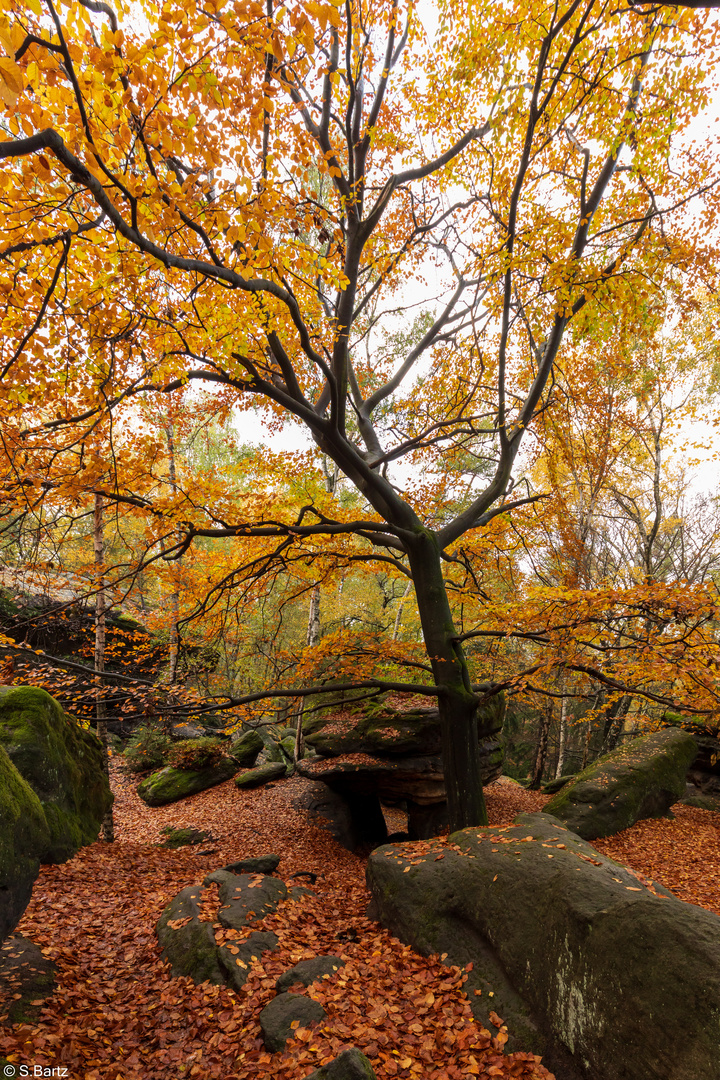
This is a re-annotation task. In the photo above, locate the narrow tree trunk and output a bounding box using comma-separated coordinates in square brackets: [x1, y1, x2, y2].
[603, 695, 631, 754]
[165, 422, 180, 684]
[530, 700, 553, 789]
[407, 530, 487, 830]
[392, 580, 413, 641]
[93, 493, 114, 843]
[294, 584, 322, 762]
[555, 683, 568, 779]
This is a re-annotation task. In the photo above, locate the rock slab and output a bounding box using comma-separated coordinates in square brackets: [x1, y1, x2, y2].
[366, 811, 720, 1080]
[544, 728, 697, 839]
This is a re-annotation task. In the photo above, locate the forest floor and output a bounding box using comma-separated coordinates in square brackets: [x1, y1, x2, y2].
[1, 766, 719, 1080]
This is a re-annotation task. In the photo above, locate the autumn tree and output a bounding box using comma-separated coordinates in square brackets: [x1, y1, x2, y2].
[1, 0, 719, 828]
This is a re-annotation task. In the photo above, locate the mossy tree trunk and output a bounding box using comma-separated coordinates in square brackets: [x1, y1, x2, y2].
[93, 492, 114, 843]
[406, 529, 488, 831]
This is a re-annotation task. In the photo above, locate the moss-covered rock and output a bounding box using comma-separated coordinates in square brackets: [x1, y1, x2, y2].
[0, 934, 56, 1022]
[234, 761, 286, 789]
[137, 756, 240, 806]
[304, 1048, 378, 1080]
[158, 826, 213, 849]
[304, 693, 505, 758]
[227, 729, 264, 768]
[0, 686, 113, 863]
[259, 992, 326, 1052]
[0, 745, 50, 942]
[544, 728, 698, 840]
[156, 885, 225, 984]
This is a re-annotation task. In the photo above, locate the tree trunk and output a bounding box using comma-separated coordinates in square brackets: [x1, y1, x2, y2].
[555, 684, 568, 779]
[530, 700, 553, 789]
[293, 584, 322, 762]
[602, 695, 631, 754]
[407, 529, 487, 830]
[93, 493, 114, 843]
[392, 580, 413, 641]
[165, 422, 180, 684]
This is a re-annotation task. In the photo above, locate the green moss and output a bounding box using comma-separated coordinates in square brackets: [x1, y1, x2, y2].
[545, 728, 697, 840]
[234, 762, 286, 789]
[137, 757, 239, 806]
[0, 686, 112, 863]
[0, 745, 50, 939]
[228, 729, 263, 768]
[159, 827, 212, 848]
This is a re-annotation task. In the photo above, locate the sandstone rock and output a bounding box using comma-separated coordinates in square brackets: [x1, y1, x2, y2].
[303, 1048, 378, 1080]
[203, 869, 288, 930]
[0, 685, 113, 863]
[217, 930, 278, 992]
[0, 745, 50, 942]
[222, 854, 280, 874]
[303, 694, 504, 761]
[366, 811, 720, 1080]
[227, 729, 264, 768]
[291, 779, 363, 850]
[297, 691, 505, 843]
[544, 728, 697, 839]
[234, 761, 287, 789]
[276, 955, 344, 993]
[259, 992, 326, 1052]
[137, 756, 239, 806]
[159, 826, 213, 849]
[156, 885, 225, 984]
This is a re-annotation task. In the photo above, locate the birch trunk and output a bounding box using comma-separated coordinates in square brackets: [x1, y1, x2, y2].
[94, 493, 115, 843]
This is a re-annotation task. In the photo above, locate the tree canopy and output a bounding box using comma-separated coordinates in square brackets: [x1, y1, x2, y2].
[1, 0, 720, 827]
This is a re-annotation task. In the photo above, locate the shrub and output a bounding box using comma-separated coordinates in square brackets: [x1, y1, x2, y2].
[124, 727, 173, 773]
[167, 737, 225, 771]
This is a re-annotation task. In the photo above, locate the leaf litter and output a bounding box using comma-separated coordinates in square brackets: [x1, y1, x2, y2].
[0, 768, 713, 1079]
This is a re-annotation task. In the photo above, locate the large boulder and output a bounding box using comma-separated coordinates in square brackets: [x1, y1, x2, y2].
[544, 728, 697, 840]
[227, 729, 264, 768]
[0, 744, 50, 942]
[367, 811, 720, 1080]
[137, 756, 239, 806]
[297, 691, 505, 844]
[0, 686, 113, 863]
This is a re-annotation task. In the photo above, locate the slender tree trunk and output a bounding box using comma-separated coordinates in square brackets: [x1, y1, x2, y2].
[555, 683, 568, 779]
[407, 529, 487, 830]
[392, 580, 413, 641]
[93, 493, 114, 843]
[165, 422, 180, 684]
[603, 695, 631, 754]
[530, 700, 553, 789]
[293, 584, 322, 762]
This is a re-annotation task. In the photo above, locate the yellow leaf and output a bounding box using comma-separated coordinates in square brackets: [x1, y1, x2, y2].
[0, 55, 23, 105]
